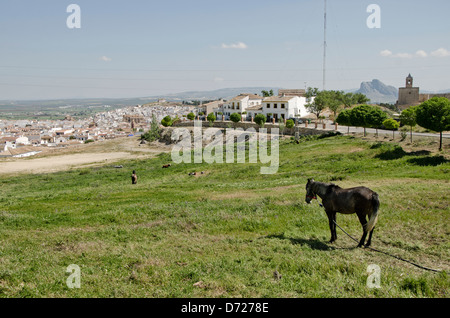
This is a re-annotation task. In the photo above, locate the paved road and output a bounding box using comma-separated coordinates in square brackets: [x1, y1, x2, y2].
[306, 121, 450, 139]
[204, 119, 449, 139]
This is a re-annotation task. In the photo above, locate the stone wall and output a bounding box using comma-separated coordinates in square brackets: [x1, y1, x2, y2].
[419, 93, 450, 101]
[172, 120, 335, 136]
[398, 87, 420, 106]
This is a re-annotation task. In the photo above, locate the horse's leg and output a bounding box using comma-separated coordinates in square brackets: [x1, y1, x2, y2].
[365, 227, 375, 247]
[326, 211, 336, 243]
[356, 213, 368, 248]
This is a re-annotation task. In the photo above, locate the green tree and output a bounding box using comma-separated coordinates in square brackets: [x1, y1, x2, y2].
[207, 112, 216, 124]
[306, 90, 328, 122]
[187, 112, 195, 121]
[230, 113, 241, 126]
[261, 90, 274, 97]
[366, 107, 388, 136]
[383, 118, 400, 139]
[285, 119, 295, 129]
[305, 87, 319, 100]
[254, 114, 267, 128]
[353, 93, 370, 105]
[400, 106, 417, 143]
[141, 114, 161, 142]
[339, 92, 356, 109]
[415, 97, 450, 151]
[161, 115, 173, 127]
[349, 104, 373, 136]
[335, 109, 352, 133]
[325, 90, 343, 121]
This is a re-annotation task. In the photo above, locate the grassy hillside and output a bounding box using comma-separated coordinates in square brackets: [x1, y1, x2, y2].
[0, 135, 448, 298]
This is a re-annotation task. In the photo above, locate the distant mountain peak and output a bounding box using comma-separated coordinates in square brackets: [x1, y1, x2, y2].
[356, 79, 398, 104]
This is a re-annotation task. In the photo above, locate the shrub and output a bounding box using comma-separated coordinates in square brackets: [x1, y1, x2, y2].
[254, 114, 267, 128]
[286, 119, 295, 129]
[161, 115, 173, 127]
[230, 113, 241, 124]
[187, 112, 195, 120]
[207, 113, 216, 124]
[383, 118, 400, 139]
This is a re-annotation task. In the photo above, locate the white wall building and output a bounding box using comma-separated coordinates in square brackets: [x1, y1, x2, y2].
[220, 90, 311, 121]
[262, 95, 310, 121]
[15, 136, 30, 145]
[221, 93, 263, 118]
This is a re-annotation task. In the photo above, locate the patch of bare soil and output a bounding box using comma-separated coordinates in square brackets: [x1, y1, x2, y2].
[0, 138, 171, 175]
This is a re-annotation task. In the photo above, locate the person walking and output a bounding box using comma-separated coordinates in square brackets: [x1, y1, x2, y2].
[131, 170, 138, 185]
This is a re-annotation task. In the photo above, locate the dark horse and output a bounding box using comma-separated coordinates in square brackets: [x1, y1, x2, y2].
[305, 178, 380, 248]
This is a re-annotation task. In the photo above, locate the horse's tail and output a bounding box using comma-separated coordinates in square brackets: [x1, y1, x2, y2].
[366, 192, 380, 232]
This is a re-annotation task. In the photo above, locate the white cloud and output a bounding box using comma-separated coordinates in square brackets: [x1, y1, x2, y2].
[100, 56, 112, 62]
[380, 50, 411, 58]
[381, 48, 450, 59]
[431, 48, 450, 57]
[381, 49, 426, 59]
[380, 49, 392, 57]
[221, 42, 248, 49]
[415, 50, 428, 58]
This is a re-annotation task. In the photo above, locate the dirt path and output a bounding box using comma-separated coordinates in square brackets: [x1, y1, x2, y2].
[0, 152, 137, 175]
[0, 138, 171, 175]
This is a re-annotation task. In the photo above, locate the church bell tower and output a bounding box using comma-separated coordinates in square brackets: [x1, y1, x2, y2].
[406, 74, 413, 88]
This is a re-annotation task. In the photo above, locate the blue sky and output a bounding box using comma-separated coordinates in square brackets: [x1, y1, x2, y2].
[0, 0, 449, 100]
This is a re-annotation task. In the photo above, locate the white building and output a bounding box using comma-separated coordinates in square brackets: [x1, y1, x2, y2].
[221, 93, 263, 118]
[15, 136, 30, 146]
[262, 95, 310, 121]
[219, 90, 311, 121]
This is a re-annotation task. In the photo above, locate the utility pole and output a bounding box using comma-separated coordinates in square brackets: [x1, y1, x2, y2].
[323, 0, 327, 91]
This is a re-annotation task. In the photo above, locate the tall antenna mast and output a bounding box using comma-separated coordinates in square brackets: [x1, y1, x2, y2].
[323, 0, 327, 91]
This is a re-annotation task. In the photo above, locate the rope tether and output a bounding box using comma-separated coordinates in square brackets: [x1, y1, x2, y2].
[332, 220, 442, 273]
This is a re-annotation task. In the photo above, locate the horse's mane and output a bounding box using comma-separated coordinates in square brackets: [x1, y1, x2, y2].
[328, 183, 340, 189]
[311, 181, 339, 195]
[324, 182, 336, 191]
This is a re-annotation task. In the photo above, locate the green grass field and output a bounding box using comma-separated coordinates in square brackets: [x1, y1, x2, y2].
[0, 135, 448, 298]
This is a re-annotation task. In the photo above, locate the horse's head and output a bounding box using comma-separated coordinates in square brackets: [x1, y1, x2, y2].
[305, 178, 317, 204]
